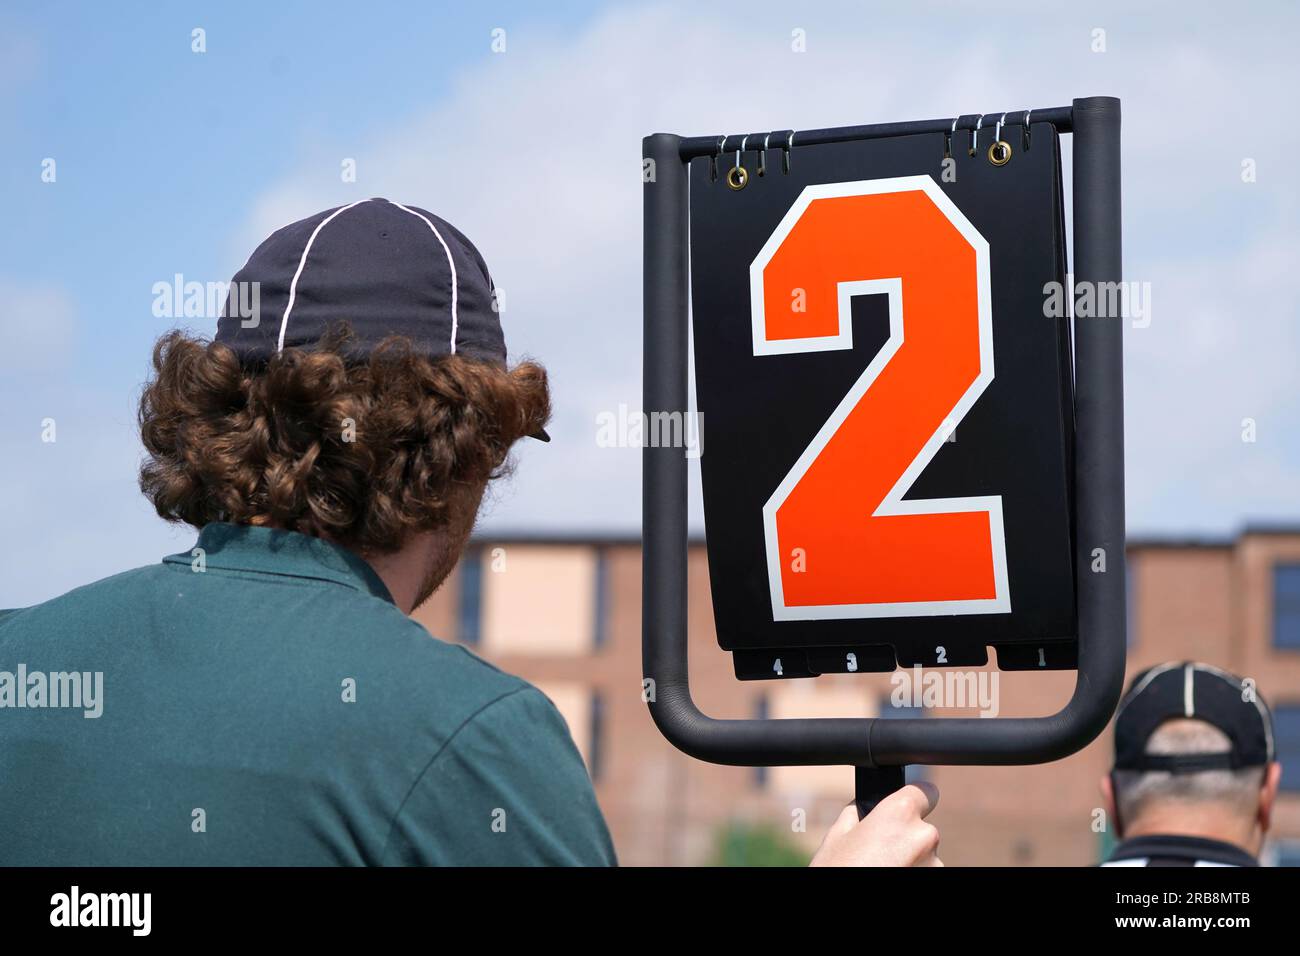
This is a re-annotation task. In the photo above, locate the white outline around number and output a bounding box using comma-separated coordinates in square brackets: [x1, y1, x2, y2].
[751, 176, 1011, 621]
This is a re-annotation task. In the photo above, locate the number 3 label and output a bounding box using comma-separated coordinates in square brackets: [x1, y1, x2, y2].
[752, 176, 1010, 621]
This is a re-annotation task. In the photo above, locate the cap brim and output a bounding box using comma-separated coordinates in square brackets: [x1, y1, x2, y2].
[530, 428, 550, 442]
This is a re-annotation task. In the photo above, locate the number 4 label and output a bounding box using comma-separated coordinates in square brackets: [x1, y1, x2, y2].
[752, 177, 1011, 622]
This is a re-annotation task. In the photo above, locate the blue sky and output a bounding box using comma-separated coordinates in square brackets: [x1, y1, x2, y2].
[2, 1, 1298, 604]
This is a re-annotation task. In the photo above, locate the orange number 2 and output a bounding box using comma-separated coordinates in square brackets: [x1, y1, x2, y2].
[751, 176, 1010, 621]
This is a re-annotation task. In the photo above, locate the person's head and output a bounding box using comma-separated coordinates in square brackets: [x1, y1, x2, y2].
[1100, 662, 1282, 856]
[138, 199, 549, 611]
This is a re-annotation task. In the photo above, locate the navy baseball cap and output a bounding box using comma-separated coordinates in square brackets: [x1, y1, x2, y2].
[1113, 662, 1275, 773]
[215, 197, 547, 440]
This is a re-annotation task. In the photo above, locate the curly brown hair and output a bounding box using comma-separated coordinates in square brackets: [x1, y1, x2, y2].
[138, 327, 550, 553]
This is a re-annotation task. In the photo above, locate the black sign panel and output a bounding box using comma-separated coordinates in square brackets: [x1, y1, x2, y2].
[689, 124, 1076, 676]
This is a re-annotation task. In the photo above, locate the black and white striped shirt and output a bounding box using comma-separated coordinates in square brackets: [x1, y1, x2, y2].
[1103, 835, 1258, 867]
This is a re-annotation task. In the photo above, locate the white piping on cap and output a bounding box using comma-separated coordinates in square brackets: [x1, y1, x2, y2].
[276, 199, 372, 353]
[1184, 662, 1195, 717]
[1114, 661, 1181, 719]
[1189, 661, 1276, 762]
[388, 200, 459, 355]
[1115, 661, 1275, 762]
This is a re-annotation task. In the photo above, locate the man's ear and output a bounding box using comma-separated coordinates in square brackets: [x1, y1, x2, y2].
[1259, 762, 1283, 834]
[1103, 772, 1129, 840]
[1100, 773, 1117, 825]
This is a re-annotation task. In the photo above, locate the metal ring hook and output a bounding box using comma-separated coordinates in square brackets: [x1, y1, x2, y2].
[727, 135, 750, 190]
[758, 133, 771, 177]
[783, 130, 795, 174]
[1021, 109, 1033, 151]
[709, 134, 725, 183]
[969, 115, 984, 157]
[987, 112, 1012, 166]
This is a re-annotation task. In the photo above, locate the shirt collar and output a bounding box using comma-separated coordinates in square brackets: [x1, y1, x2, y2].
[1108, 834, 1258, 867]
[163, 522, 396, 605]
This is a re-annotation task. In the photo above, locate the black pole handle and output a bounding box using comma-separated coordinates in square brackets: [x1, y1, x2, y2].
[854, 766, 907, 820]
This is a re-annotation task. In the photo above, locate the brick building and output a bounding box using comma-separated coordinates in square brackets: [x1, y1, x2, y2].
[412, 528, 1300, 866]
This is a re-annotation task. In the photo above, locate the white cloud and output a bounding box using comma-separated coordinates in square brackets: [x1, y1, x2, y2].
[4, 0, 1298, 608]
[0, 379, 193, 607]
[1123, 228, 1300, 530]
[222, 1, 1300, 536]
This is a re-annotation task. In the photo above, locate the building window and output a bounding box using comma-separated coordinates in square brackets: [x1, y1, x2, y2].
[593, 548, 609, 649]
[589, 691, 605, 783]
[1274, 705, 1300, 794]
[1273, 565, 1300, 649]
[481, 545, 597, 655]
[457, 549, 483, 646]
[877, 698, 929, 784]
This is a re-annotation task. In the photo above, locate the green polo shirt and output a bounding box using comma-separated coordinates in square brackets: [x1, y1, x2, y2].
[0, 523, 616, 866]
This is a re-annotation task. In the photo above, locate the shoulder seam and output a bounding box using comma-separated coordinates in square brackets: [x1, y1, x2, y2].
[449, 642, 513, 679]
[377, 683, 533, 864]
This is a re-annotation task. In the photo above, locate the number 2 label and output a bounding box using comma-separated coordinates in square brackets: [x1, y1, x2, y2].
[752, 177, 1011, 621]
